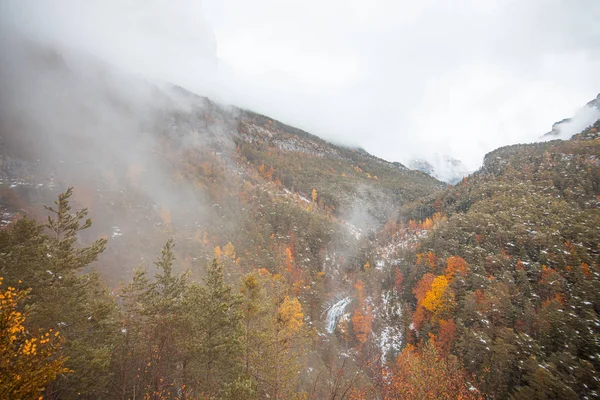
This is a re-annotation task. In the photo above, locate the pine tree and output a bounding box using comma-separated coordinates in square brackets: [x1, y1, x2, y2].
[0, 188, 120, 398]
[182, 258, 245, 397]
[118, 239, 188, 399]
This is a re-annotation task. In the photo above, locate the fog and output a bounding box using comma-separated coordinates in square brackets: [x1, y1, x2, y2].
[0, 24, 241, 280]
[2, 0, 600, 174]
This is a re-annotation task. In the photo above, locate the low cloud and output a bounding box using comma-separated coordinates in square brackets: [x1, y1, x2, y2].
[2, 0, 600, 174]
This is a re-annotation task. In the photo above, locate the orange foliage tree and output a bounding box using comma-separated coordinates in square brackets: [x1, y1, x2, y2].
[411, 273, 435, 331]
[352, 307, 373, 347]
[445, 256, 468, 282]
[435, 319, 456, 358]
[352, 280, 373, 347]
[383, 342, 483, 400]
[425, 252, 438, 270]
[413, 273, 435, 305]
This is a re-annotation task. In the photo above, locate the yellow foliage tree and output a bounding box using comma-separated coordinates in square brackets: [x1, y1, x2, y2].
[422, 217, 433, 230]
[277, 296, 304, 336]
[311, 188, 318, 202]
[222, 242, 236, 260]
[214, 245, 222, 259]
[0, 278, 69, 398]
[431, 212, 447, 228]
[422, 275, 454, 316]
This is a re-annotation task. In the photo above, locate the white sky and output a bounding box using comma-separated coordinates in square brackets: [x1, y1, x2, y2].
[2, 0, 600, 171]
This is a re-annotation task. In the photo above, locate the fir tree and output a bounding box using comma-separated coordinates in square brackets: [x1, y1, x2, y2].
[118, 239, 188, 399]
[0, 188, 120, 398]
[182, 258, 245, 397]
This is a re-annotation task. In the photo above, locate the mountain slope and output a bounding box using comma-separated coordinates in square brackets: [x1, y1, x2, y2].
[0, 37, 444, 291]
[389, 119, 600, 398]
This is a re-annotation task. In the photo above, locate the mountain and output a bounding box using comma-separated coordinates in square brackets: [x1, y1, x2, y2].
[0, 37, 444, 288]
[409, 154, 471, 184]
[387, 116, 600, 398]
[543, 92, 600, 139]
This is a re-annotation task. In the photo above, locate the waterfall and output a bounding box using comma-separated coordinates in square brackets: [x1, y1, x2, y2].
[325, 297, 352, 334]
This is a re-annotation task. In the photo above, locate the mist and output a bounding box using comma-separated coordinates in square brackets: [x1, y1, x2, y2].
[550, 101, 600, 140]
[2, 0, 599, 178]
[0, 24, 243, 281]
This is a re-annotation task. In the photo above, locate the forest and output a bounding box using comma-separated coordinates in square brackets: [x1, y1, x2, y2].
[3, 120, 600, 399]
[1, 187, 484, 399]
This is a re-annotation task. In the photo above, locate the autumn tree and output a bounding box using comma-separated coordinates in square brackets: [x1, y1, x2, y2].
[243, 271, 307, 399]
[383, 341, 482, 400]
[352, 280, 373, 350]
[352, 307, 373, 348]
[435, 319, 456, 358]
[411, 273, 435, 332]
[445, 256, 468, 282]
[0, 278, 69, 399]
[422, 275, 453, 317]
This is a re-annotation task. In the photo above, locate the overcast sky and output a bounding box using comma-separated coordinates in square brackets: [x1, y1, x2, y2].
[3, 0, 600, 171]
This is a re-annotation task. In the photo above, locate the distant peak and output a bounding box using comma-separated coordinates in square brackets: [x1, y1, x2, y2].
[409, 154, 470, 184]
[543, 93, 600, 139]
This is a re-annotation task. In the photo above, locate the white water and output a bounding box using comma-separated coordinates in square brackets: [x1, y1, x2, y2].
[325, 297, 352, 334]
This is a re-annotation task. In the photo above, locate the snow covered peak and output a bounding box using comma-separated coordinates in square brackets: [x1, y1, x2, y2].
[409, 154, 470, 184]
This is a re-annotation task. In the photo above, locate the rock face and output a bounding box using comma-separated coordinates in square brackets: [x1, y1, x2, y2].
[543, 93, 600, 139]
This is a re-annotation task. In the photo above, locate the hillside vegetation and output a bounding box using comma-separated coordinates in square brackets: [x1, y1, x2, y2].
[392, 122, 600, 398]
[1, 40, 599, 399]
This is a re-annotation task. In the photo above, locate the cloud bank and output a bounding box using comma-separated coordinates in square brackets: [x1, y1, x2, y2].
[2, 0, 600, 173]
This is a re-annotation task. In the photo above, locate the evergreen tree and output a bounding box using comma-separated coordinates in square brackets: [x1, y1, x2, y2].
[0, 188, 120, 398]
[118, 239, 188, 399]
[182, 258, 246, 397]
